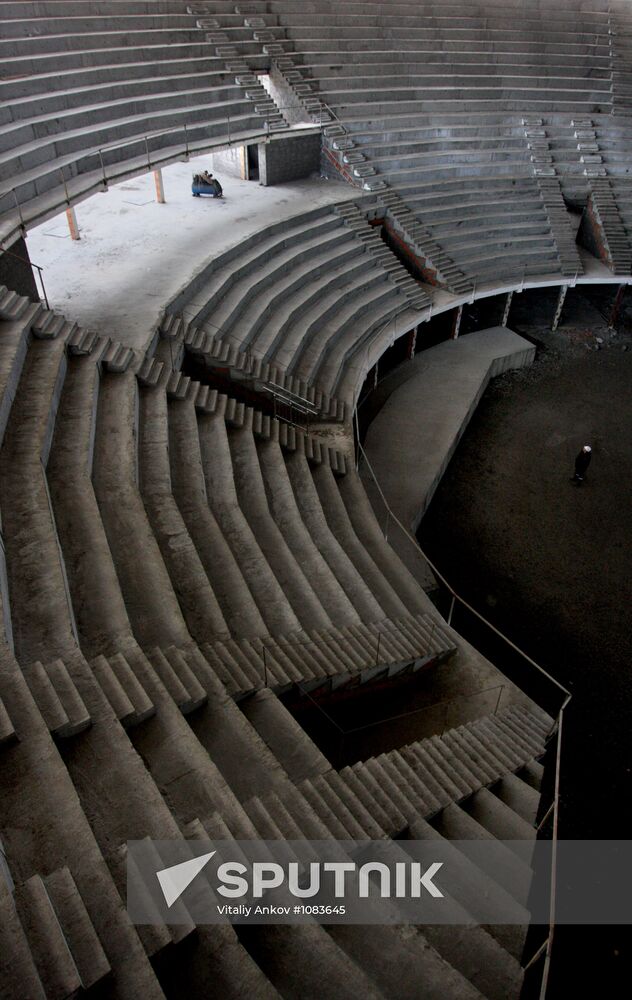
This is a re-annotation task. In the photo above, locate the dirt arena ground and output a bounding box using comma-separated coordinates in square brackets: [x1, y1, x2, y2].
[418, 293, 632, 994]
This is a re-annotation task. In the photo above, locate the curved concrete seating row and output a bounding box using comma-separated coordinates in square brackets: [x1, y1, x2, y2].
[0, 278, 556, 997]
[206, 0, 632, 271]
[0, 2, 287, 244]
[159, 201, 430, 404]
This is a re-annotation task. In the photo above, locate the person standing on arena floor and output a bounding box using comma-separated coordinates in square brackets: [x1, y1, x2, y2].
[573, 444, 592, 484]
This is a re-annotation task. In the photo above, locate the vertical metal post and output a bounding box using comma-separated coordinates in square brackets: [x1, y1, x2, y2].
[98, 149, 108, 189]
[502, 290, 514, 327]
[145, 135, 151, 171]
[551, 284, 568, 332]
[36, 268, 49, 309]
[12, 189, 25, 227]
[447, 594, 456, 626]
[495, 685, 504, 715]
[451, 304, 463, 339]
[184, 123, 189, 161]
[610, 282, 626, 329]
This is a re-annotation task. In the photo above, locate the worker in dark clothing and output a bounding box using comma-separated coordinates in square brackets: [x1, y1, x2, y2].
[573, 444, 592, 484]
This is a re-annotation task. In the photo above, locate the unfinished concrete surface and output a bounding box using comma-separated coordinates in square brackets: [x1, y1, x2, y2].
[361, 327, 536, 547]
[2, 0, 622, 997]
[26, 160, 354, 351]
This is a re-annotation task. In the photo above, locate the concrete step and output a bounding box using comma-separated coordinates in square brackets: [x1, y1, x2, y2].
[240, 687, 331, 783]
[22, 659, 91, 739]
[148, 646, 208, 714]
[494, 773, 541, 827]
[42, 867, 111, 991]
[14, 874, 82, 1000]
[0, 876, 46, 997]
[410, 814, 529, 960]
[0, 694, 17, 745]
[518, 758, 545, 792]
[432, 802, 533, 901]
[388, 837, 525, 1000]
[464, 787, 538, 848]
[91, 652, 156, 728]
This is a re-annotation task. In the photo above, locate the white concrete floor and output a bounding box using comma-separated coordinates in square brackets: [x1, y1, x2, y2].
[26, 154, 354, 351]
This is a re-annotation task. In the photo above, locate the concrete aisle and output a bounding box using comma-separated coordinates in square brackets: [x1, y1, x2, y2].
[361, 327, 535, 584]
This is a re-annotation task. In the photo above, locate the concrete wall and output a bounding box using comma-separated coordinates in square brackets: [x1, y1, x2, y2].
[211, 146, 247, 180]
[577, 196, 610, 266]
[0, 237, 40, 301]
[265, 67, 311, 127]
[258, 133, 322, 186]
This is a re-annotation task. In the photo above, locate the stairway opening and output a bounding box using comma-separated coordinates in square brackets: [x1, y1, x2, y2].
[179, 352, 316, 429]
[372, 217, 436, 285]
[281, 664, 496, 769]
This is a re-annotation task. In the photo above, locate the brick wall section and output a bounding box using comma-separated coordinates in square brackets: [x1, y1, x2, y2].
[320, 144, 362, 186]
[577, 195, 611, 266]
[0, 237, 40, 301]
[371, 218, 441, 286]
[258, 133, 322, 185]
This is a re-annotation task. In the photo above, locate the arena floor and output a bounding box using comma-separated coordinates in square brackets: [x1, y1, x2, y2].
[417, 308, 632, 994]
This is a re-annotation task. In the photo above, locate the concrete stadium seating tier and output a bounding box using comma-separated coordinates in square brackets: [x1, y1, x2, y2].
[158, 201, 432, 409]
[0, 0, 298, 245]
[0, 282, 554, 997]
[188, 0, 632, 275]
[2, 3, 612, 997]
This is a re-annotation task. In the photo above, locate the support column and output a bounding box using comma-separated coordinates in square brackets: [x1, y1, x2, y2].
[406, 327, 417, 360]
[451, 304, 463, 339]
[371, 362, 379, 389]
[551, 284, 568, 332]
[502, 290, 514, 327]
[610, 283, 627, 329]
[65, 206, 80, 241]
[153, 168, 165, 204]
[0, 237, 40, 301]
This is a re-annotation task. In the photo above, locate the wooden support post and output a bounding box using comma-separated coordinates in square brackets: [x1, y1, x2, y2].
[153, 168, 165, 204]
[551, 284, 568, 332]
[451, 304, 463, 339]
[502, 290, 514, 327]
[65, 206, 80, 241]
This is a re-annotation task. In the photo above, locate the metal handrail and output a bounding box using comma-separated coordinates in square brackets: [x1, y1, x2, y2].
[9, 103, 322, 231]
[357, 438, 570, 703]
[537, 696, 569, 998]
[355, 435, 570, 999]
[292, 676, 509, 744]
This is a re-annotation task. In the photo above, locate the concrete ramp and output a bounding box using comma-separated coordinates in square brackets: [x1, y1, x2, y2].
[361, 327, 535, 586]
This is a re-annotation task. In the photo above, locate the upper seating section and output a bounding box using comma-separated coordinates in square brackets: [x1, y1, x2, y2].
[235, 0, 613, 116]
[0, 1, 288, 245]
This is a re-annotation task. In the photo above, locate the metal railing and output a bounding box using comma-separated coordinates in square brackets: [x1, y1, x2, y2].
[291, 679, 509, 763]
[8, 103, 322, 236]
[356, 436, 570, 999]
